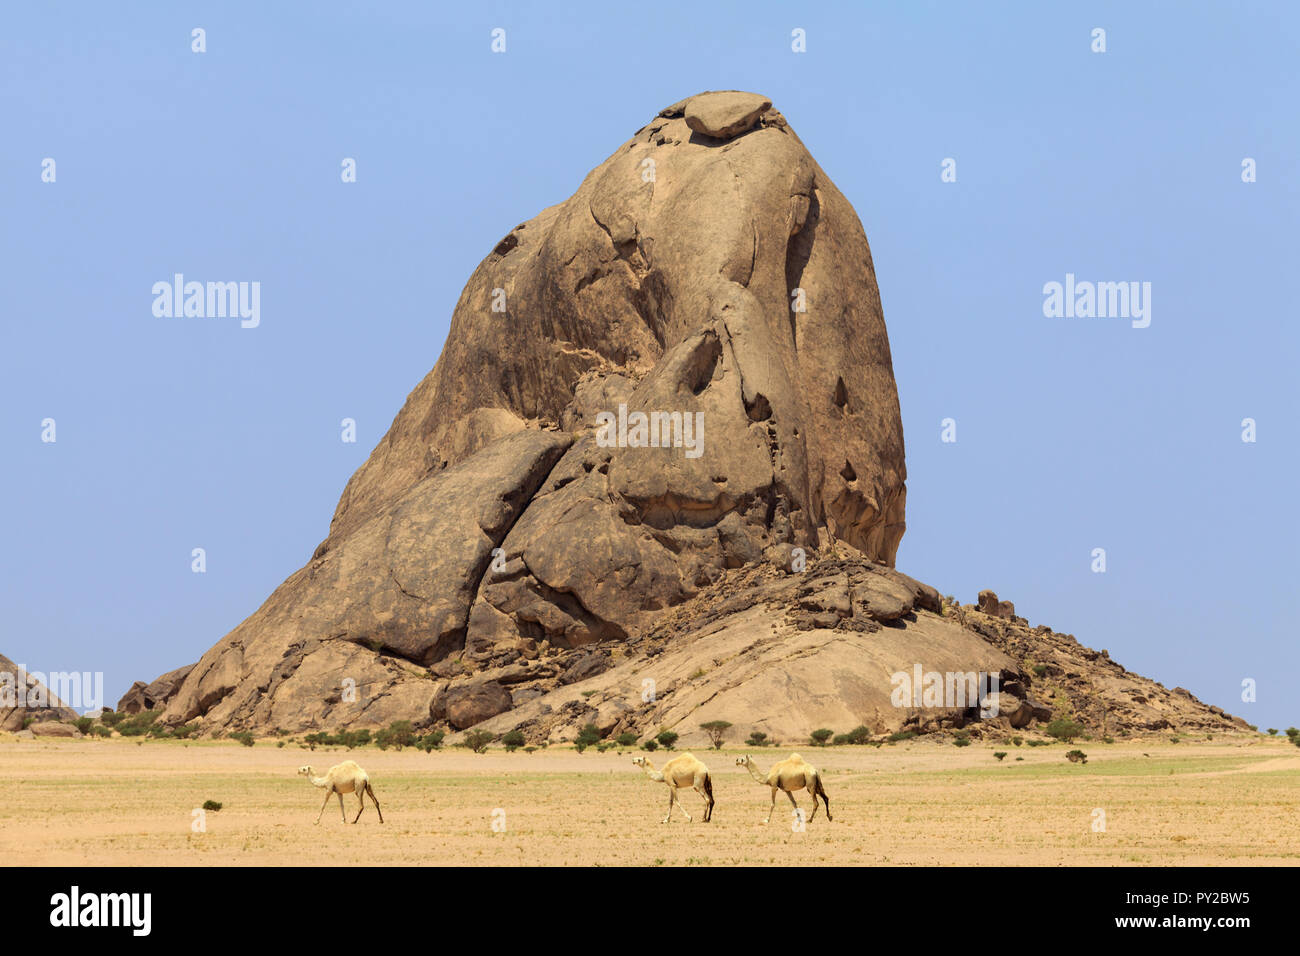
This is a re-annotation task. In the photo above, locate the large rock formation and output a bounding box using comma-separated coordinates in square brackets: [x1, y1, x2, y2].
[149, 91, 1245, 742]
[161, 90, 907, 733]
[1, 654, 80, 732]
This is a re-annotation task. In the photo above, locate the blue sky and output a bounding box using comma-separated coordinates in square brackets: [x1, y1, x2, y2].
[2, 2, 1296, 729]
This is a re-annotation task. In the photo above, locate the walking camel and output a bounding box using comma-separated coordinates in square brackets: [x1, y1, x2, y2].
[632, 753, 715, 823]
[298, 760, 384, 824]
[736, 753, 832, 823]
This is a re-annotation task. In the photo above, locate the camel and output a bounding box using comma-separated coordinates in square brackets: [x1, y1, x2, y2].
[298, 761, 384, 824]
[632, 753, 714, 823]
[736, 753, 832, 824]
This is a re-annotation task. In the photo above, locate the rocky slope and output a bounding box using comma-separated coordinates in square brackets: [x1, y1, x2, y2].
[1, 653, 80, 733]
[119, 90, 1246, 744]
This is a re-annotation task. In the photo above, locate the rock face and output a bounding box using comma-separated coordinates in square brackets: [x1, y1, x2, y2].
[1, 654, 80, 732]
[160, 90, 908, 733]
[116, 663, 194, 715]
[147, 91, 1246, 742]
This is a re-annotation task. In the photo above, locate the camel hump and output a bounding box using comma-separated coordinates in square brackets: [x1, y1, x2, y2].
[789, 752, 803, 761]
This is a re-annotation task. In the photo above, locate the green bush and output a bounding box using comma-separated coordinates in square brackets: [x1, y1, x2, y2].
[100, 710, 125, 728]
[416, 730, 445, 752]
[615, 731, 639, 748]
[116, 711, 162, 737]
[656, 730, 679, 750]
[1011, 736, 1024, 746]
[1266, 728, 1278, 736]
[230, 731, 255, 747]
[886, 730, 917, 744]
[462, 729, 495, 754]
[993, 751, 1007, 761]
[74, 716, 94, 734]
[91, 725, 111, 738]
[1045, 718, 1085, 743]
[1026, 739, 1052, 747]
[574, 724, 602, 753]
[641, 738, 658, 752]
[745, 731, 770, 747]
[374, 721, 415, 751]
[810, 728, 833, 746]
[953, 730, 971, 748]
[502, 730, 525, 752]
[699, 720, 732, 749]
[1065, 749, 1088, 764]
[201, 800, 223, 812]
[1285, 727, 1299, 739]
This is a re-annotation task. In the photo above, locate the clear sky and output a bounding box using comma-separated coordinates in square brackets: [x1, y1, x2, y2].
[3, 2, 1296, 729]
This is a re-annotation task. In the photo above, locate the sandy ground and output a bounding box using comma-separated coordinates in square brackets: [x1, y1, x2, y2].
[2, 735, 1297, 866]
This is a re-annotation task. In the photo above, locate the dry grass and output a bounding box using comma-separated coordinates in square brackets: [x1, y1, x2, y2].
[2, 734, 1297, 866]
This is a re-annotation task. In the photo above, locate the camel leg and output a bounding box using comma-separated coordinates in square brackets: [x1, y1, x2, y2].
[352, 790, 366, 824]
[765, 786, 777, 824]
[337, 791, 346, 823]
[662, 787, 675, 824]
[315, 789, 331, 824]
[674, 787, 693, 823]
[806, 780, 820, 822]
[367, 783, 384, 824]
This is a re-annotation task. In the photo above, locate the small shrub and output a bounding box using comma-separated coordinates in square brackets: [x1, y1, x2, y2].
[1026, 739, 1052, 747]
[1286, 727, 1299, 739]
[655, 730, 679, 751]
[1065, 749, 1088, 764]
[523, 746, 537, 754]
[374, 721, 415, 751]
[201, 799, 223, 811]
[745, 731, 769, 748]
[842, 725, 873, 745]
[1266, 728, 1278, 736]
[641, 739, 658, 752]
[1045, 718, 1085, 743]
[699, 720, 732, 750]
[810, 728, 833, 747]
[100, 710, 125, 728]
[615, 731, 639, 748]
[1011, 736, 1024, 746]
[416, 730, 445, 752]
[1031, 664, 1048, 678]
[91, 725, 111, 738]
[502, 730, 525, 752]
[230, 731, 255, 747]
[993, 751, 1007, 761]
[886, 730, 917, 744]
[574, 724, 602, 753]
[462, 729, 494, 754]
[74, 716, 94, 734]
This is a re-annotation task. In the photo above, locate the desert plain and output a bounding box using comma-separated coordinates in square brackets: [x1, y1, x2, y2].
[3, 735, 1296, 867]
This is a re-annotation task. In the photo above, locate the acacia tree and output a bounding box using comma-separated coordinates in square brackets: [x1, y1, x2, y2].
[699, 720, 732, 750]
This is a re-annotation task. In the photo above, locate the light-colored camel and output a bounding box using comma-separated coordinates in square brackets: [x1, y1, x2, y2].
[736, 752, 832, 824]
[298, 761, 384, 824]
[632, 753, 714, 823]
